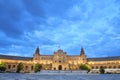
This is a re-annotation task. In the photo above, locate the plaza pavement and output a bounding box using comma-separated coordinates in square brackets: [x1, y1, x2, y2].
[0, 73, 120, 80]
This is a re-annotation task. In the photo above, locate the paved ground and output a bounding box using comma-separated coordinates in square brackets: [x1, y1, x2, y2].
[0, 73, 120, 80]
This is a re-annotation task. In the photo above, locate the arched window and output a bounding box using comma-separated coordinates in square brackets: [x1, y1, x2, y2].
[100, 66, 103, 68]
[64, 68, 66, 70]
[8, 65, 11, 69]
[109, 66, 111, 69]
[96, 66, 98, 69]
[13, 65, 15, 68]
[113, 66, 116, 68]
[26, 66, 28, 70]
[54, 68, 56, 70]
[118, 65, 120, 68]
[31, 66, 33, 70]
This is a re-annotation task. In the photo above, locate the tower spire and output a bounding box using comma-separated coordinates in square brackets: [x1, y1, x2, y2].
[80, 47, 85, 56]
[33, 46, 40, 60]
[35, 46, 40, 55]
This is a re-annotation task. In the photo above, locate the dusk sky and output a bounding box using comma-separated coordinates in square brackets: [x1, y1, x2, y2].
[0, 0, 120, 57]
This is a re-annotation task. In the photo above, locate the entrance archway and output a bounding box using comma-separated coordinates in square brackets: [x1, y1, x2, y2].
[54, 68, 56, 70]
[58, 65, 62, 70]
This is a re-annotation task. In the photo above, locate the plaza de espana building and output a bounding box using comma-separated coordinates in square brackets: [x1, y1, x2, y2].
[0, 47, 120, 73]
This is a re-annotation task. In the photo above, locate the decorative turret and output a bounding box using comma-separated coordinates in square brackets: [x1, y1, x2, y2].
[35, 47, 40, 55]
[80, 47, 87, 63]
[33, 47, 40, 60]
[80, 47, 85, 56]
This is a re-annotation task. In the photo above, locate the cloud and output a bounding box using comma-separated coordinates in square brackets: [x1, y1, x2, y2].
[22, 0, 45, 17]
[0, 0, 46, 38]
[0, 0, 120, 57]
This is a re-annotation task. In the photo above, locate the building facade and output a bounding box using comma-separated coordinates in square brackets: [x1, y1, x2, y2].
[0, 47, 120, 73]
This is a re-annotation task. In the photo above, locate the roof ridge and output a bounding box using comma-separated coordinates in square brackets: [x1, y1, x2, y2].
[88, 56, 120, 59]
[0, 54, 32, 58]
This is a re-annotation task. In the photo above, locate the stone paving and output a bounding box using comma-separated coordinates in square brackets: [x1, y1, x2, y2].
[0, 73, 120, 80]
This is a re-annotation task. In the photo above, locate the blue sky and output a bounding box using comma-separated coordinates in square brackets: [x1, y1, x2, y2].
[0, 0, 120, 57]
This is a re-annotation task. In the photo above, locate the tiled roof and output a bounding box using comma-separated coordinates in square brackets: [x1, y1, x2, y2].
[40, 55, 53, 56]
[0, 54, 120, 61]
[0, 54, 32, 60]
[67, 55, 79, 57]
[88, 56, 120, 61]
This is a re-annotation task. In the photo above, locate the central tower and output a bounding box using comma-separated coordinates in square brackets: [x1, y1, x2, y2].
[52, 49, 68, 70]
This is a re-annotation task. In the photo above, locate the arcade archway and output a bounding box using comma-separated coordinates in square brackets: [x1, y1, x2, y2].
[58, 65, 62, 70]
